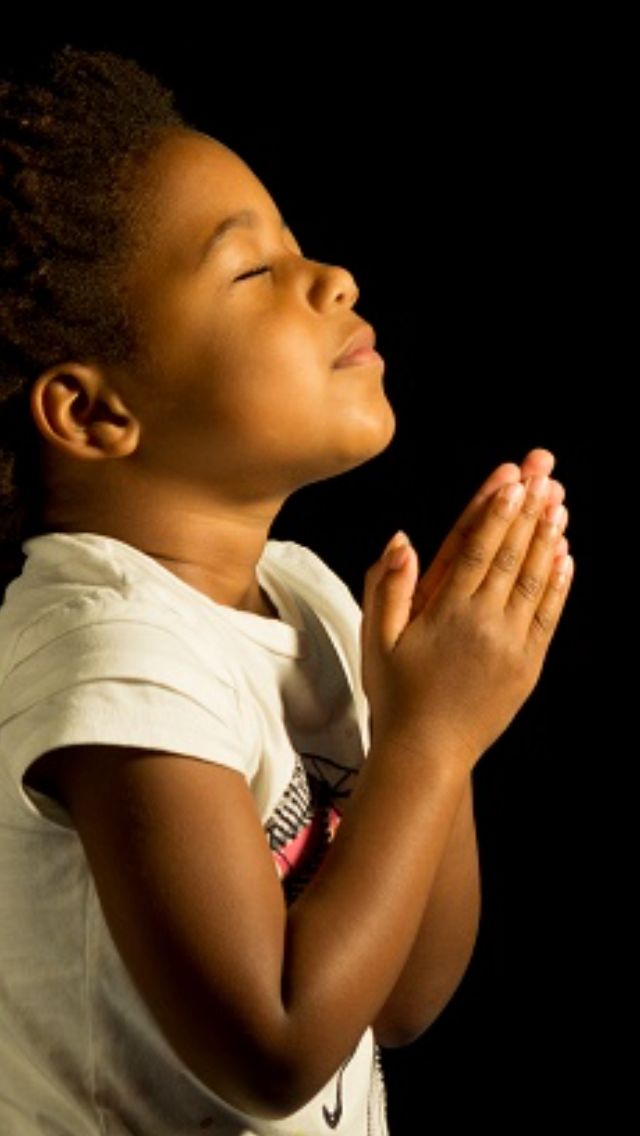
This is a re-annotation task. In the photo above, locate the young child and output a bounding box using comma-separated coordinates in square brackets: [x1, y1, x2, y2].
[0, 46, 573, 1135]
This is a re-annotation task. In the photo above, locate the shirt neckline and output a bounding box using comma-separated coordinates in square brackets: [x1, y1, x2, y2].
[23, 531, 310, 660]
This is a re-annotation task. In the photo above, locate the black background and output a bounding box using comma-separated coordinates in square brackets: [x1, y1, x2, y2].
[2, 25, 598, 1132]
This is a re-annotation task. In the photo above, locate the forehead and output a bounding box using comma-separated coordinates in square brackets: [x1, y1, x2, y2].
[135, 129, 280, 253]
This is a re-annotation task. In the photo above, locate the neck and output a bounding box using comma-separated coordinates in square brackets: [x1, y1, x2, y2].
[43, 478, 289, 618]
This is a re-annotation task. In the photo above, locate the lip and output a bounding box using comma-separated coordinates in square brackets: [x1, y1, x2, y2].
[332, 323, 384, 369]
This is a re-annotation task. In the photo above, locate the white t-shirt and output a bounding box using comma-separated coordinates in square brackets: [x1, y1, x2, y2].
[0, 532, 389, 1136]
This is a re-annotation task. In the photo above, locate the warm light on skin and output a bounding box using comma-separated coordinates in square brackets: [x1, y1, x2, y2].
[32, 128, 396, 616]
[116, 129, 395, 496]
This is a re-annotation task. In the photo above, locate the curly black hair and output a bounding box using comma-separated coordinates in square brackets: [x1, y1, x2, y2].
[0, 44, 189, 593]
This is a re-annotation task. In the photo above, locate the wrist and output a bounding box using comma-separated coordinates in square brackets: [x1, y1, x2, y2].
[368, 722, 477, 781]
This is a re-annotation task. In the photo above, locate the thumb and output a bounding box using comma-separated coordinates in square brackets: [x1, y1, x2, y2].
[363, 531, 418, 654]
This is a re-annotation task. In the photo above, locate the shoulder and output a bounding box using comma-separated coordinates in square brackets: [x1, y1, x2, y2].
[0, 531, 240, 708]
[3, 535, 263, 816]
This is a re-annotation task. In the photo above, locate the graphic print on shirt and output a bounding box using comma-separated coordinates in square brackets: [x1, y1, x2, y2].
[264, 750, 387, 1131]
[265, 749, 357, 905]
[321, 1049, 354, 1128]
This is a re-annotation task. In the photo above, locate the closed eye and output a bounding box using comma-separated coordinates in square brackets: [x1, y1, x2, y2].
[233, 265, 272, 282]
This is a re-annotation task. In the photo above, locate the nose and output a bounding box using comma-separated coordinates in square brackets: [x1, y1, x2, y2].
[308, 260, 360, 309]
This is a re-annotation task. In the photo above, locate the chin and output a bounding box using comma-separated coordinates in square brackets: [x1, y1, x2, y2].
[293, 395, 397, 489]
[328, 400, 398, 478]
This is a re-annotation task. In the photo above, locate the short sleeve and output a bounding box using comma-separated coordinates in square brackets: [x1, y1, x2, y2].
[0, 608, 260, 827]
[265, 541, 370, 753]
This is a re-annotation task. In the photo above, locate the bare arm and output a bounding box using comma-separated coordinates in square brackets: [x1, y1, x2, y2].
[39, 460, 572, 1119]
[368, 449, 568, 1046]
[46, 734, 468, 1120]
[372, 772, 481, 1046]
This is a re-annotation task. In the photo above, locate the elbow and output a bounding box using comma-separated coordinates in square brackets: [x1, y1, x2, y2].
[228, 1054, 339, 1121]
[373, 995, 439, 1049]
[374, 1016, 435, 1049]
[184, 1032, 341, 1122]
[374, 997, 455, 1048]
[373, 961, 477, 1049]
[250, 1037, 362, 1119]
[148, 989, 353, 1120]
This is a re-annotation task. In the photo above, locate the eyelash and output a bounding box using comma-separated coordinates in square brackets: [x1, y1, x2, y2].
[234, 264, 272, 282]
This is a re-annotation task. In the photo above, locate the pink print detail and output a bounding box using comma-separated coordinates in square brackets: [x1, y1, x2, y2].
[265, 750, 358, 904]
[272, 804, 342, 880]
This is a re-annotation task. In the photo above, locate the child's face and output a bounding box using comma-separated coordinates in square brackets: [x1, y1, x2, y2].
[118, 129, 396, 502]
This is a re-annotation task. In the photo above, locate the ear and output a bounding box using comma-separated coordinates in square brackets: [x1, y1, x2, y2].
[30, 362, 140, 461]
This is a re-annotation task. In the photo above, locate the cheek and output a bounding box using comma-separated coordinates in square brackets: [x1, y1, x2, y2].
[240, 313, 326, 379]
[219, 332, 326, 414]
[142, 299, 329, 444]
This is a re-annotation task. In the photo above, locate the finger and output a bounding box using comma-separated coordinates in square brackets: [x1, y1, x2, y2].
[362, 531, 407, 610]
[437, 479, 530, 601]
[412, 462, 522, 609]
[434, 452, 558, 567]
[503, 504, 567, 624]
[525, 553, 575, 650]
[543, 501, 569, 534]
[552, 534, 569, 561]
[544, 478, 565, 507]
[411, 472, 566, 623]
[519, 442, 563, 509]
[375, 544, 420, 652]
[473, 474, 559, 604]
[475, 461, 523, 499]
[502, 492, 570, 630]
[519, 448, 556, 480]
[362, 532, 418, 654]
[544, 502, 569, 562]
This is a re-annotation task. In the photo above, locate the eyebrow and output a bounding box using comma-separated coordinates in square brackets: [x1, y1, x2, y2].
[199, 208, 291, 265]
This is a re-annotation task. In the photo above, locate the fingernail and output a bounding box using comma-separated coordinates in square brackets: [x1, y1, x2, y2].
[500, 481, 525, 508]
[544, 503, 565, 526]
[385, 530, 410, 553]
[548, 478, 565, 502]
[554, 554, 574, 584]
[387, 545, 410, 570]
[527, 474, 549, 499]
